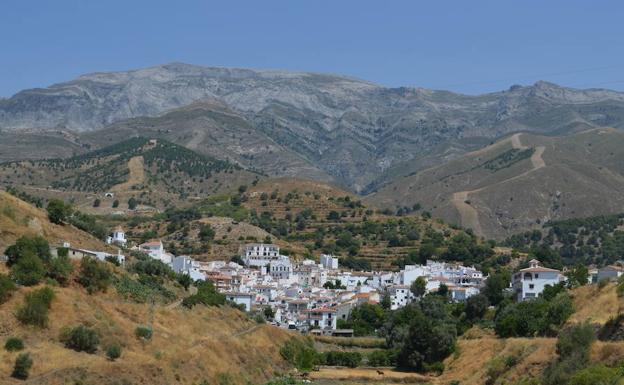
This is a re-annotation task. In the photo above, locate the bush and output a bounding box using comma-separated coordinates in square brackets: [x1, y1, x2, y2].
[135, 326, 153, 340]
[495, 293, 574, 338]
[10, 253, 45, 286]
[78, 257, 111, 294]
[367, 350, 396, 367]
[4, 337, 24, 351]
[12, 353, 33, 380]
[280, 338, 319, 372]
[106, 344, 122, 361]
[47, 255, 74, 286]
[62, 325, 100, 353]
[5, 235, 51, 266]
[16, 287, 55, 327]
[568, 364, 621, 385]
[182, 280, 225, 308]
[321, 351, 362, 368]
[0, 273, 16, 304]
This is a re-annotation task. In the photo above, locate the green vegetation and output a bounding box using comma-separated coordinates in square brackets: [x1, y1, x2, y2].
[135, 326, 153, 340]
[12, 353, 33, 380]
[46, 198, 72, 224]
[339, 303, 385, 336]
[279, 338, 318, 372]
[182, 280, 226, 308]
[78, 257, 112, 294]
[0, 273, 16, 303]
[319, 351, 362, 367]
[482, 148, 535, 172]
[505, 213, 624, 266]
[16, 286, 55, 327]
[106, 344, 122, 361]
[62, 325, 100, 353]
[4, 337, 24, 352]
[494, 293, 574, 337]
[542, 322, 598, 385]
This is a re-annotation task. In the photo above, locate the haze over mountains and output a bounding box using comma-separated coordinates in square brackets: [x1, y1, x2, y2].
[2, 62, 624, 238]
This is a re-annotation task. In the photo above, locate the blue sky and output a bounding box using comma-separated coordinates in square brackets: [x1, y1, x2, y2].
[1, 0, 623, 96]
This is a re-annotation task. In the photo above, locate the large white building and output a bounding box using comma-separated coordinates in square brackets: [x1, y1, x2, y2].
[269, 256, 292, 280]
[512, 259, 563, 301]
[320, 254, 339, 270]
[243, 243, 281, 267]
[139, 240, 173, 264]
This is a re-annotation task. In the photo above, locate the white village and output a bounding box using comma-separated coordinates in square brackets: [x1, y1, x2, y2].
[43, 226, 620, 337]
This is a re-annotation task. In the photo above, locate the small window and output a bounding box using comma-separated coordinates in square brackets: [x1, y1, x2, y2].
[529, 284, 534, 289]
[535, 273, 539, 278]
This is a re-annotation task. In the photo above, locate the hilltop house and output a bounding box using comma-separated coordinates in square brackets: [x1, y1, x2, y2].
[106, 226, 127, 246]
[512, 259, 563, 301]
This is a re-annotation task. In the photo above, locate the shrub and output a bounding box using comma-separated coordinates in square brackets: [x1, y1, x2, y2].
[106, 344, 122, 361]
[568, 364, 621, 385]
[280, 338, 319, 372]
[182, 280, 225, 308]
[78, 257, 111, 294]
[4, 337, 24, 351]
[5, 235, 51, 266]
[12, 353, 33, 380]
[62, 325, 100, 353]
[16, 287, 55, 327]
[47, 255, 74, 286]
[135, 326, 153, 340]
[321, 351, 362, 368]
[0, 273, 16, 303]
[367, 350, 396, 367]
[10, 253, 45, 286]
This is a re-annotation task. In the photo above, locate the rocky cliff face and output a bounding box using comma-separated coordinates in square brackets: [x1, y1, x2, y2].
[3, 63, 624, 192]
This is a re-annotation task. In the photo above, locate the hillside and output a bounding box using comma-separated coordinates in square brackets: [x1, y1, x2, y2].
[0, 264, 293, 385]
[3, 64, 624, 193]
[367, 128, 624, 239]
[0, 190, 110, 252]
[0, 137, 261, 213]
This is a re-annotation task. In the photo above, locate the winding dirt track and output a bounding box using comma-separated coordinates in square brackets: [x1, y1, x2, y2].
[451, 134, 546, 236]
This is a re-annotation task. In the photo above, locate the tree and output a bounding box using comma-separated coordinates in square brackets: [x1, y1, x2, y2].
[47, 255, 74, 286]
[128, 197, 138, 210]
[16, 287, 55, 328]
[12, 353, 33, 380]
[437, 283, 449, 298]
[5, 235, 51, 266]
[483, 271, 510, 306]
[410, 277, 427, 298]
[565, 265, 589, 288]
[46, 199, 72, 224]
[112, 199, 119, 208]
[92, 198, 101, 208]
[177, 273, 192, 291]
[465, 294, 489, 321]
[10, 253, 45, 286]
[263, 306, 275, 320]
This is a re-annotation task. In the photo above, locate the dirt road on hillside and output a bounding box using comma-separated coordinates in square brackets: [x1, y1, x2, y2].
[451, 134, 546, 236]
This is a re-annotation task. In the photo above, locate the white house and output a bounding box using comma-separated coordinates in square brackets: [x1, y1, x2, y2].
[512, 259, 563, 302]
[106, 226, 127, 246]
[388, 285, 413, 310]
[171, 256, 205, 281]
[306, 307, 337, 330]
[320, 254, 339, 270]
[139, 240, 172, 264]
[243, 243, 281, 267]
[597, 265, 624, 282]
[269, 256, 292, 280]
[225, 292, 253, 312]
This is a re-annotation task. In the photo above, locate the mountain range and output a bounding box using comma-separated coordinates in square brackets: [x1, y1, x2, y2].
[2, 62, 624, 238]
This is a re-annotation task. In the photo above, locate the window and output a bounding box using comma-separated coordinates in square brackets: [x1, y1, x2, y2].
[535, 274, 539, 278]
[529, 284, 534, 289]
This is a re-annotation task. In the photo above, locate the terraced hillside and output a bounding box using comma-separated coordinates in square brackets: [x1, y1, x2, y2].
[0, 137, 261, 213]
